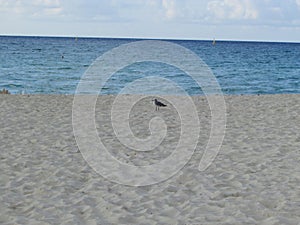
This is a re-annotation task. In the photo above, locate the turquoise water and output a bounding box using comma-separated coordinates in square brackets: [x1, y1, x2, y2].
[0, 36, 299, 95]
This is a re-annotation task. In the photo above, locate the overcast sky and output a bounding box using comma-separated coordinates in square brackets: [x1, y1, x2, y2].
[1, 0, 300, 42]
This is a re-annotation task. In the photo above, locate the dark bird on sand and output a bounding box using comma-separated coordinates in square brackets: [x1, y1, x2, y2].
[152, 99, 167, 111]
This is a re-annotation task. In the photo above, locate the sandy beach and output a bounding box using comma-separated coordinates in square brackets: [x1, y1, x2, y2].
[0, 94, 299, 224]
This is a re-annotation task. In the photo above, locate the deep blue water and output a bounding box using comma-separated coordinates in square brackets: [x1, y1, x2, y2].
[0, 35, 299, 95]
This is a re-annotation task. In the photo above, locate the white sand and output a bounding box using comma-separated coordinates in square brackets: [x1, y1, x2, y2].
[0, 94, 299, 224]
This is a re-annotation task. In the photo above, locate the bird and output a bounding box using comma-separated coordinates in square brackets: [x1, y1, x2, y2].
[152, 98, 167, 111]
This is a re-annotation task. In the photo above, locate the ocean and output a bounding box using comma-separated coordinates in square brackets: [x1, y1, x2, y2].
[0, 35, 299, 95]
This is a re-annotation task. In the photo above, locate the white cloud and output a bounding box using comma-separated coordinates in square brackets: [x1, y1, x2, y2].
[244, 0, 258, 19]
[33, 0, 62, 16]
[295, 0, 300, 11]
[207, 0, 258, 20]
[253, 0, 300, 26]
[0, 0, 62, 16]
[162, 0, 177, 19]
[33, 0, 60, 8]
[0, 0, 21, 13]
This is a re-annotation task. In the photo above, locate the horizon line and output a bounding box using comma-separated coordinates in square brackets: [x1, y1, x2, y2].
[0, 34, 299, 44]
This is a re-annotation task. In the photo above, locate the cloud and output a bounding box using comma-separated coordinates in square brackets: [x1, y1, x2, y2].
[254, 0, 300, 26]
[1, 0, 299, 24]
[0, 0, 62, 16]
[162, 0, 177, 19]
[207, 0, 258, 20]
[33, 0, 62, 16]
[141, 0, 259, 23]
[33, 0, 60, 8]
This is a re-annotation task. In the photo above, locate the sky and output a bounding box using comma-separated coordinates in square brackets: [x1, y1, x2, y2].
[1, 0, 300, 42]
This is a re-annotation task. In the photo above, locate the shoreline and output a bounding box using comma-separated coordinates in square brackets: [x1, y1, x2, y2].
[2, 91, 300, 96]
